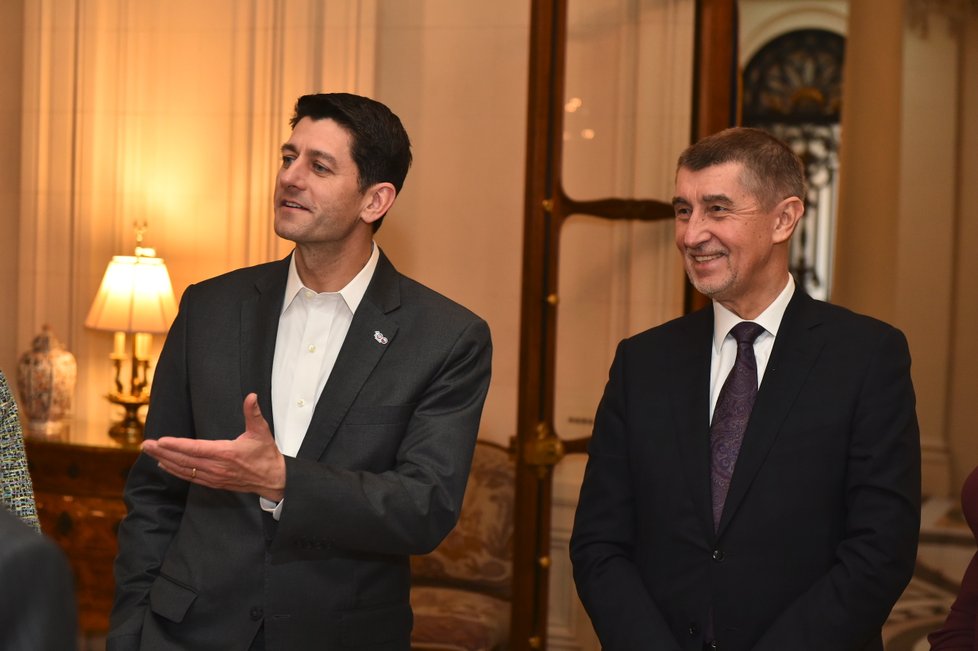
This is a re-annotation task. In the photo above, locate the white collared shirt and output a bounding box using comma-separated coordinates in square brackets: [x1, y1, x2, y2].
[259, 244, 379, 519]
[709, 275, 794, 422]
[271, 243, 379, 456]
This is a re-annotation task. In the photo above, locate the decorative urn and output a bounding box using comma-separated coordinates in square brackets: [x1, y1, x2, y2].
[16, 325, 77, 437]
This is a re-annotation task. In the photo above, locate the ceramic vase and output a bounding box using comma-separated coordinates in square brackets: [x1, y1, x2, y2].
[17, 325, 77, 438]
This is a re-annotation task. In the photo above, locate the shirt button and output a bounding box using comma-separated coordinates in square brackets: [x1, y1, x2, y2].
[250, 607, 263, 621]
[712, 549, 725, 562]
[688, 623, 699, 636]
[308, 344, 316, 353]
[304, 290, 314, 299]
[297, 399, 305, 407]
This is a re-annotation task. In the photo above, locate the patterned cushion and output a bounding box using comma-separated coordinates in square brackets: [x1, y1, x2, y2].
[410, 586, 510, 651]
[410, 441, 514, 600]
[410, 441, 514, 651]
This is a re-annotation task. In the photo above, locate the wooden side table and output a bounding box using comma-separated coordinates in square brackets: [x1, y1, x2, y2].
[25, 424, 139, 636]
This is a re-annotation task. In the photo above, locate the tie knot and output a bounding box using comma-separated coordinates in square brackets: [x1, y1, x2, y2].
[730, 321, 765, 345]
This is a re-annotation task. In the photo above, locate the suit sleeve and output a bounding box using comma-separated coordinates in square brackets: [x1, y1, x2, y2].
[569, 341, 683, 651]
[271, 317, 492, 557]
[0, 517, 77, 650]
[754, 326, 921, 650]
[108, 289, 195, 650]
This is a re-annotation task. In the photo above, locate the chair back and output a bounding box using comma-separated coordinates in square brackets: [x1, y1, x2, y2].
[411, 440, 514, 600]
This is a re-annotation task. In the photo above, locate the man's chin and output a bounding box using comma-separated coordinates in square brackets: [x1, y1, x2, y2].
[686, 274, 728, 300]
[273, 216, 299, 240]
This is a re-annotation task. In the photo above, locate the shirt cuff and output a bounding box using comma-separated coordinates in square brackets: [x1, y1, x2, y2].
[259, 496, 284, 521]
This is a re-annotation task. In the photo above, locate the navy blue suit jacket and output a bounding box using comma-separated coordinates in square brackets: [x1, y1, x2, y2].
[570, 289, 920, 651]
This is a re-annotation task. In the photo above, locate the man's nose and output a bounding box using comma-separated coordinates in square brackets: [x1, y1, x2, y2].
[681, 212, 710, 247]
[279, 163, 304, 189]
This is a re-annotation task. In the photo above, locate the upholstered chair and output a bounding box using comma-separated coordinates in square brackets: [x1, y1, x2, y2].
[410, 440, 514, 651]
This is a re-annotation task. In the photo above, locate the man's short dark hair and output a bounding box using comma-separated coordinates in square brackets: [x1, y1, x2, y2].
[677, 127, 806, 210]
[290, 93, 412, 229]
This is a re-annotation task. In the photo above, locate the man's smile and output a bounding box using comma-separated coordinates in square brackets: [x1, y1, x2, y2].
[280, 199, 309, 211]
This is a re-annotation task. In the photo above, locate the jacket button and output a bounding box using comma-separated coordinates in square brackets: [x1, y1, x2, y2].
[688, 623, 699, 636]
[250, 607, 263, 621]
[712, 549, 724, 562]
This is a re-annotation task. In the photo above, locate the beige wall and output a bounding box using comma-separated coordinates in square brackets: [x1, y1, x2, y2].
[836, 1, 978, 496]
[0, 0, 23, 379]
[372, 0, 531, 445]
[945, 14, 978, 495]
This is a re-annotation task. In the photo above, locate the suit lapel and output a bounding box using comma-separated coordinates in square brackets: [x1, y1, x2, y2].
[716, 290, 826, 536]
[671, 307, 717, 539]
[296, 250, 401, 460]
[240, 257, 290, 436]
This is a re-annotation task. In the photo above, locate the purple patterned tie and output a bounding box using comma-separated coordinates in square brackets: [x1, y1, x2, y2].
[710, 321, 766, 530]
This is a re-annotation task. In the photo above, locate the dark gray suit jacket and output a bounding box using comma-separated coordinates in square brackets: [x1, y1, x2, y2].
[570, 289, 920, 651]
[109, 250, 492, 650]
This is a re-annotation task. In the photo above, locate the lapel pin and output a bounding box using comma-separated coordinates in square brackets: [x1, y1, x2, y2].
[373, 331, 389, 345]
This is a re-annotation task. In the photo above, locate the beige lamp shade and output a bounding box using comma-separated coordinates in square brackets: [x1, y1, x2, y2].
[85, 255, 178, 333]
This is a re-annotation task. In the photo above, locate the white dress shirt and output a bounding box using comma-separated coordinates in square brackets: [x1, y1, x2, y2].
[709, 275, 794, 422]
[260, 243, 379, 517]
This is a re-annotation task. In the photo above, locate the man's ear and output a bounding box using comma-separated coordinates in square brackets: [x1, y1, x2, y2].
[360, 183, 397, 226]
[772, 196, 804, 244]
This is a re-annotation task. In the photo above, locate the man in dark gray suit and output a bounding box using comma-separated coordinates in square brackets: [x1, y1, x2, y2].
[570, 127, 920, 651]
[108, 93, 492, 650]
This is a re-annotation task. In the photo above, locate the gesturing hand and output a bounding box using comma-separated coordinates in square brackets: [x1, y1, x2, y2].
[142, 393, 286, 502]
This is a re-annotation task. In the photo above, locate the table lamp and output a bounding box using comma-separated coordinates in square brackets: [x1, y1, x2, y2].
[85, 239, 177, 446]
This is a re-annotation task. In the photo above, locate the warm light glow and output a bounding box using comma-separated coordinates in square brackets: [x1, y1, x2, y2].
[133, 333, 153, 360]
[85, 255, 178, 334]
[112, 331, 126, 358]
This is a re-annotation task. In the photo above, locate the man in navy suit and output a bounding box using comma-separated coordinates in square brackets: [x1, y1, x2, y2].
[570, 127, 920, 651]
[109, 93, 492, 650]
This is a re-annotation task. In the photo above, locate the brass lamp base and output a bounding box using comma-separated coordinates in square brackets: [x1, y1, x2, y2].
[107, 392, 149, 448]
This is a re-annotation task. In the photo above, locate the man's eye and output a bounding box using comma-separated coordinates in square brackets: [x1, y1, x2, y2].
[674, 207, 690, 220]
[313, 163, 329, 174]
[281, 155, 295, 167]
